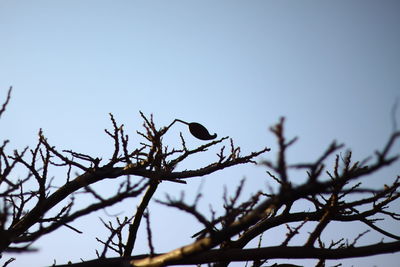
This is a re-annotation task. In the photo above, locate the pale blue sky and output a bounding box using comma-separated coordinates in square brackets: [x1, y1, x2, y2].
[0, 1, 399, 266]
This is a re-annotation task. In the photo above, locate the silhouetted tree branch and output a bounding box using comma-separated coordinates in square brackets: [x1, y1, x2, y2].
[53, 241, 400, 267]
[0, 89, 399, 267]
[126, 120, 399, 267]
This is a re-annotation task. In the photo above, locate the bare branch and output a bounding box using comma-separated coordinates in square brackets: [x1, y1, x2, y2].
[54, 241, 400, 267]
[124, 182, 159, 257]
[0, 86, 12, 119]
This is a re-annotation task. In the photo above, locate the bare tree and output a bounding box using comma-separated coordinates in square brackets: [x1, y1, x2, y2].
[1, 87, 399, 267]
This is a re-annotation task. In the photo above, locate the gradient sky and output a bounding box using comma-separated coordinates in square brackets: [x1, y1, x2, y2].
[1, 1, 399, 266]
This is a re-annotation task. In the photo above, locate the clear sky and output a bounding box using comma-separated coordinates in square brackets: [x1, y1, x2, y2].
[0, 1, 399, 266]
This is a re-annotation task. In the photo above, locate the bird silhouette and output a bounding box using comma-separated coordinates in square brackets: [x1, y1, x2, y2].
[174, 119, 217, 140]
